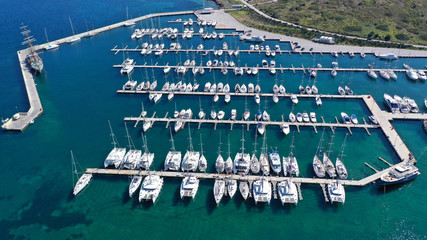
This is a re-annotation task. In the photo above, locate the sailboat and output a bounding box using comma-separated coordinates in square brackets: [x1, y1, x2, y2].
[44, 27, 59, 50]
[259, 131, 270, 175]
[213, 178, 225, 205]
[225, 135, 233, 174]
[284, 133, 299, 176]
[336, 134, 349, 179]
[138, 133, 154, 169]
[71, 151, 92, 196]
[269, 146, 281, 175]
[181, 124, 200, 171]
[233, 127, 250, 175]
[104, 120, 127, 168]
[123, 6, 136, 27]
[239, 181, 249, 200]
[198, 134, 207, 172]
[313, 129, 326, 178]
[164, 128, 182, 171]
[323, 133, 337, 178]
[129, 175, 142, 198]
[250, 130, 260, 174]
[227, 179, 238, 198]
[67, 17, 81, 43]
[243, 97, 250, 121]
[215, 132, 225, 173]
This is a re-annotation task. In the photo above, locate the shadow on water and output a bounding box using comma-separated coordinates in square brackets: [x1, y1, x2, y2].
[205, 186, 216, 215]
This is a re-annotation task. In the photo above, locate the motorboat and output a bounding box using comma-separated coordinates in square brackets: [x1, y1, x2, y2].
[344, 85, 353, 95]
[272, 94, 279, 103]
[217, 110, 225, 120]
[213, 179, 225, 205]
[384, 93, 400, 113]
[302, 112, 310, 123]
[316, 96, 322, 106]
[225, 93, 231, 103]
[403, 97, 419, 113]
[350, 114, 358, 124]
[341, 112, 351, 124]
[378, 53, 398, 60]
[291, 95, 298, 104]
[180, 176, 199, 199]
[331, 69, 337, 77]
[299, 85, 305, 94]
[417, 70, 427, 81]
[328, 181, 345, 204]
[257, 123, 265, 135]
[211, 110, 217, 119]
[369, 115, 378, 124]
[268, 151, 281, 175]
[262, 111, 270, 121]
[309, 112, 317, 123]
[338, 86, 345, 95]
[296, 113, 303, 122]
[252, 178, 271, 205]
[377, 162, 420, 186]
[380, 70, 391, 80]
[406, 69, 419, 80]
[277, 180, 298, 205]
[254, 94, 261, 104]
[281, 123, 290, 135]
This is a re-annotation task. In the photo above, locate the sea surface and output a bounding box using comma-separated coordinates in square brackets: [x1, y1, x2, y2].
[0, 1, 426, 239]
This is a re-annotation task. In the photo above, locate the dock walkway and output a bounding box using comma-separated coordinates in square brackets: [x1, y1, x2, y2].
[1, 49, 43, 131]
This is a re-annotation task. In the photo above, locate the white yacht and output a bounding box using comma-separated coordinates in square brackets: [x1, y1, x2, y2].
[380, 70, 390, 80]
[417, 70, 427, 81]
[180, 176, 199, 199]
[404, 97, 419, 113]
[289, 112, 296, 123]
[213, 178, 225, 205]
[277, 180, 298, 205]
[227, 179, 238, 198]
[368, 69, 378, 79]
[257, 123, 265, 135]
[253, 177, 272, 205]
[338, 86, 345, 95]
[302, 112, 310, 123]
[268, 150, 281, 175]
[181, 126, 200, 171]
[384, 93, 400, 113]
[345, 85, 353, 95]
[378, 53, 398, 60]
[328, 181, 345, 204]
[129, 176, 142, 198]
[291, 95, 298, 104]
[259, 132, 270, 175]
[281, 123, 290, 135]
[316, 96, 322, 106]
[139, 175, 164, 203]
[406, 69, 419, 80]
[104, 121, 127, 168]
[341, 112, 351, 124]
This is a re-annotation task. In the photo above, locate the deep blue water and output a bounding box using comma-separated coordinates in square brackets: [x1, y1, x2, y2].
[0, 1, 426, 239]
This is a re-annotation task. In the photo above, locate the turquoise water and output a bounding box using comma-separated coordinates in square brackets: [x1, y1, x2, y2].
[0, 1, 426, 239]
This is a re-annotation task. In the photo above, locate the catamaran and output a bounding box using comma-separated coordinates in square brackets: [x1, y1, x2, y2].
[233, 127, 251, 175]
[253, 177, 271, 205]
[104, 120, 127, 168]
[277, 179, 298, 205]
[138, 133, 154, 169]
[180, 175, 199, 199]
[139, 175, 164, 203]
[71, 151, 92, 196]
[164, 128, 182, 171]
[328, 181, 345, 204]
[181, 125, 200, 171]
[121, 124, 142, 170]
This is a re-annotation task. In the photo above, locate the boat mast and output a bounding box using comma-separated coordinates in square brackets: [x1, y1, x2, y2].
[142, 131, 149, 153]
[217, 131, 222, 155]
[124, 123, 135, 150]
[69, 17, 76, 35]
[21, 24, 37, 57]
[261, 129, 267, 154]
[289, 132, 295, 157]
[44, 27, 49, 43]
[240, 126, 245, 154]
[169, 127, 176, 151]
[339, 133, 348, 160]
[188, 124, 194, 152]
[108, 120, 119, 149]
[199, 97, 203, 112]
[70, 150, 80, 188]
[325, 132, 335, 158]
[252, 128, 258, 154]
[199, 134, 204, 155]
[315, 128, 325, 157]
[227, 134, 231, 158]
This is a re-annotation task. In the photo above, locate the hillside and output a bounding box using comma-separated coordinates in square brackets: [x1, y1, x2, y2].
[244, 0, 427, 45]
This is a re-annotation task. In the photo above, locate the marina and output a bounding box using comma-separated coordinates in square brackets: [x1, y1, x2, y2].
[1, 1, 427, 238]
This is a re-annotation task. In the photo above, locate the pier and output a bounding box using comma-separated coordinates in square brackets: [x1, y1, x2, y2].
[113, 63, 421, 73]
[84, 158, 409, 187]
[1, 49, 43, 131]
